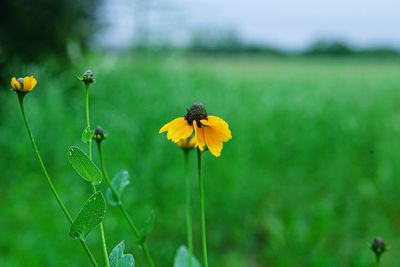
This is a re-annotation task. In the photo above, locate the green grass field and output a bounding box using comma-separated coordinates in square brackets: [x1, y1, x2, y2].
[1, 54, 400, 266]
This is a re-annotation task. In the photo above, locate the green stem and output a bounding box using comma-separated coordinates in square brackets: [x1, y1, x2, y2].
[184, 150, 194, 267]
[376, 255, 381, 267]
[142, 244, 155, 267]
[79, 239, 99, 266]
[96, 142, 156, 267]
[197, 149, 209, 267]
[84, 86, 92, 160]
[84, 86, 110, 267]
[17, 94, 98, 267]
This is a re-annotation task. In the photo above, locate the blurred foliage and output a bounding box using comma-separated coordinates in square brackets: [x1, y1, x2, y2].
[187, 28, 285, 55]
[303, 40, 400, 57]
[0, 0, 100, 68]
[185, 28, 400, 58]
[1, 54, 400, 266]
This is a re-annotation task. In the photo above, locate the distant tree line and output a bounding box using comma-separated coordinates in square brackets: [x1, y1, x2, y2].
[182, 29, 400, 57]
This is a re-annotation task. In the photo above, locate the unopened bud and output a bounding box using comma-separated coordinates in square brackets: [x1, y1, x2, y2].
[93, 126, 106, 143]
[80, 69, 95, 85]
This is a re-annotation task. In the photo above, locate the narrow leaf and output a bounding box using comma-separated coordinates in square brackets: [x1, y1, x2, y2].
[173, 246, 201, 267]
[137, 211, 155, 246]
[109, 241, 135, 267]
[69, 192, 106, 239]
[141, 211, 155, 237]
[68, 146, 102, 185]
[82, 126, 94, 143]
[106, 170, 130, 206]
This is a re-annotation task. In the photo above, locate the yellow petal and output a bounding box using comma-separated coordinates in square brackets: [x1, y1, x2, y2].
[193, 120, 205, 151]
[22, 76, 38, 91]
[207, 115, 229, 126]
[29, 76, 37, 91]
[167, 118, 189, 140]
[171, 122, 193, 142]
[11, 77, 21, 90]
[23, 76, 32, 91]
[159, 117, 184, 133]
[204, 126, 223, 157]
[201, 117, 232, 142]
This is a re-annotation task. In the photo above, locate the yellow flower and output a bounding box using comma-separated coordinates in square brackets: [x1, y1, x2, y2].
[159, 103, 232, 157]
[11, 76, 38, 92]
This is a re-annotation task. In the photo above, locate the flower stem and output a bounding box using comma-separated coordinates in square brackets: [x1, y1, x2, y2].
[17, 94, 98, 267]
[376, 255, 381, 267]
[197, 149, 209, 267]
[184, 150, 194, 267]
[84, 87, 110, 267]
[85, 86, 92, 159]
[96, 142, 156, 267]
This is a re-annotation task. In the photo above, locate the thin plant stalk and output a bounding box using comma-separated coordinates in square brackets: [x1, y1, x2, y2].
[184, 150, 194, 267]
[197, 149, 209, 267]
[375, 255, 380, 267]
[96, 142, 156, 267]
[84, 86, 110, 267]
[17, 94, 98, 267]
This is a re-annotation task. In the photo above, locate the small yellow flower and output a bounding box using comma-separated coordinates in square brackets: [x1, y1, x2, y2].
[11, 76, 38, 92]
[159, 103, 232, 157]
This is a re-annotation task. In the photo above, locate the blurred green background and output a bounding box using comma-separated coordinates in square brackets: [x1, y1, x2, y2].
[1, 0, 400, 266]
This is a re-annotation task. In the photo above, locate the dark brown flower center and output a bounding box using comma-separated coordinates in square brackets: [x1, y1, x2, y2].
[184, 103, 208, 126]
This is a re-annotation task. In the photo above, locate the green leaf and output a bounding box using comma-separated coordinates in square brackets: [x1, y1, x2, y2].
[173, 246, 201, 267]
[141, 211, 155, 237]
[106, 170, 130, 206]
[82, 126, 94, 143]
[109, 241, 135, 267]
[69, 192, 106, 240]
[137, 211, 155, 246]
[68, 146, 102, 185]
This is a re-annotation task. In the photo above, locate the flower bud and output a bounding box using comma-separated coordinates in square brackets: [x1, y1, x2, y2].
[80, 69, 95, 85]
[371, 237, 387, 257]
[93, 126, 106, 143]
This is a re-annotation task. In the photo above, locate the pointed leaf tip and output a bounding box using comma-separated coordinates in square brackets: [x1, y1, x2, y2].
[106, 170, 130, 206]
[69, 192, 106, 240]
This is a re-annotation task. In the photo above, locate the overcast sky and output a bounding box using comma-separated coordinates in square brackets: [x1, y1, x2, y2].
[95, 0, 400, 50]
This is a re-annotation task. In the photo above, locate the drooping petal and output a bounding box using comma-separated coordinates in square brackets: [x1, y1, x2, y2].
[212, 123, 232, 142]
[167, 118, 190, 140]
[207, 115, 229, 126]
[201, 116, 232, 142]
[159, 117, 185, 133]
[11, 77, 21, 90]
[193, 120, 205, 151]
[170, 122, 193, 143]
[204, 126, 223, 157]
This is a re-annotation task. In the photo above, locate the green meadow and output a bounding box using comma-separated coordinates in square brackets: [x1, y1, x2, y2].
[1, 54, 400, 266]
